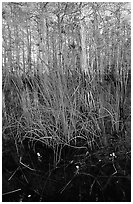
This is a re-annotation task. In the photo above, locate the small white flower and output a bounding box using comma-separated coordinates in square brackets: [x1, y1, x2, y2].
[28, 195, 31, 198]
[112, 152, 115, 157]
[76, 165, 79, 170]
[37, 152, 41, 157]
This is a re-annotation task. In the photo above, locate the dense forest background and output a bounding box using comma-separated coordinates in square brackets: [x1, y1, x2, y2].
[2, 2, 130, 75]
[2, 2, 131, 202]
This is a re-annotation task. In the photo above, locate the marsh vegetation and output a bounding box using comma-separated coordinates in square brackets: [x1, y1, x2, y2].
[2, 2, 131, 202]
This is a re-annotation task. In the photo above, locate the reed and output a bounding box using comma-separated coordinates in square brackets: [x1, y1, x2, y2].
[2, 60, 131, 167]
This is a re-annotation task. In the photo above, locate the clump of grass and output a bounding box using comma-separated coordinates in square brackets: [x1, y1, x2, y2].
[2, 61, 131, 167]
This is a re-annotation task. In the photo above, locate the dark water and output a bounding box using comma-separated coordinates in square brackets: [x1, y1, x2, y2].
[2, 139, 131, 202]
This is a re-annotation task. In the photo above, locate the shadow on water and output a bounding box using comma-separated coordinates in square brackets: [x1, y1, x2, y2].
[2, 138, 131, 202]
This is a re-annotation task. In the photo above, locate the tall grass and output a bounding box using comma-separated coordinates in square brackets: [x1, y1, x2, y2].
[2, 62, 131, 166]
